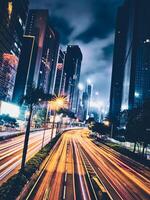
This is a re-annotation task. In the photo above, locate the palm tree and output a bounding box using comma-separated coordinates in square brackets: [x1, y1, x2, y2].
[20, 84, 53, 171]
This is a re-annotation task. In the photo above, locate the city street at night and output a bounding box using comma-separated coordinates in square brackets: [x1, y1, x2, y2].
[0, 129, 56, 185]
[26, 129, 150, 200]
[0, 0, 150, 199]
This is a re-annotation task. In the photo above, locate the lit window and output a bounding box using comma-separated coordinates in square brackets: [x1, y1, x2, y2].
[8, 1, 13, 20]
[121, 104, 128, 111]
[144, 39, 150, 43]
[135, 92, 140, 98]
[19, 17, 23, 26]
[14, 42, 18, 48]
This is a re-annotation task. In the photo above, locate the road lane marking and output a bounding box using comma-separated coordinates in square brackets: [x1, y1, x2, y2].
[73, 141, 88, 200]
[65, 171, 68, 183]
[98, 144, 150, 183]
[70, 139, 77, 200]
[43, 188, 49, 200]
[63, 185, 66, 199]
[79, 146, 98, 200]
[79, 145, 115, 200]
[25, 138, 63, 200]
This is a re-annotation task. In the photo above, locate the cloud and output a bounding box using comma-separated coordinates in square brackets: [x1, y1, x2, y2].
[70, 33, 114, 103]
[30, 0, 124, 104]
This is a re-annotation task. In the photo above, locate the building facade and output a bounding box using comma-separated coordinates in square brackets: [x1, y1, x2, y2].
[54, 49, 65, 96]
[0, 0, 29, 101]
[13, 9, 59, 103]
[63, 45, 83, 114]
[109, 0, 150, 124]
[109, 1, 129, 122]
[25, 9, 59, 94]
[12, 36, 37, 103]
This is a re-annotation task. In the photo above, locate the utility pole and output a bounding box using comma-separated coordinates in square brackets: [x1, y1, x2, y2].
[42, 102, 49, 148]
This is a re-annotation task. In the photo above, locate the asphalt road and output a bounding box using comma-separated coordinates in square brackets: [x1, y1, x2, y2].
[26, 129, 150, 200]
[0, 129, 56, 185]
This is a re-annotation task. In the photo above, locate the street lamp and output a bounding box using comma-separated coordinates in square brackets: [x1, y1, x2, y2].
[78, 83, 84, 91]
[41, 102, 50, 148]
[103, 120, 110, 127]
[103, 120, 113, 138]
[50, 96, 68, 140]
[87, 79, 92, 84]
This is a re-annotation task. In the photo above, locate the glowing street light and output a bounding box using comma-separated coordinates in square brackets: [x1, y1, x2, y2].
[135, 92, 140, 98]
[50, 96, 68, 111]
[95, 91, 99, 96]
[78, 83, 84, 91]
[103, 120, 114, 138]
[103, 120, 110, 127]
[87, 79, 92, 84]
[49, 96, 68, 139]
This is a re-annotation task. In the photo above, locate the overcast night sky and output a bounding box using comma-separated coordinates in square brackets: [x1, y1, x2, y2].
[30, 0, 124, 106]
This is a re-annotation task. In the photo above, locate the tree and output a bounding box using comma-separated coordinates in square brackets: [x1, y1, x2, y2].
[20, 84, 53, 171]
[126, 108, 143, 153]
[0, 114, 17, 126]
[58, 108, 76, 119]
[91, 122, 104, 134]
[141, 100, 150, 157]
[86, 117, 95, 124]
[126, 102, 150, 157]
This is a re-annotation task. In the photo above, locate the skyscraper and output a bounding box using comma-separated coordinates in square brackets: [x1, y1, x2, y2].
[54, 49, 65, 96]
[0, 0, 29, 101]
[13, 9, 59, 103]
[12, 36, 38, 103]
[109, 0, 150, 124]
[109, 1, 129, 122]
[81, 83, 93, 120]
[82, 91, 89, 120]
[87, 83, 92, 115]
[63, 45, 83, 114]
[25, 9, 59, 94]
[123, 0, 150, 110]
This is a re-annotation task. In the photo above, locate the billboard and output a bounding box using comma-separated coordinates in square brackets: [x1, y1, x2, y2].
[0, 101, 20, 118]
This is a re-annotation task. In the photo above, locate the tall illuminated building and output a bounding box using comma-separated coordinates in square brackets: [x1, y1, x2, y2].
[0, 0, 29, 101]
[63, 45, 83, 114]
[86, 83, 92, 116]
[82, 91, 89, 120]
[109, 0, 150, 124]
[54, 49, 65, 96]
[109, 0, 129, 122]
[82, 83, 93, 120]
[13, 9, 59, 103]
[25, 9, 59, 94]
[122, 0, 150, 110]
[12, 36, 38, 103]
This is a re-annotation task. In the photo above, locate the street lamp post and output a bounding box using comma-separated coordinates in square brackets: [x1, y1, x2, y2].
[49, 96, 68, 140]
[42, 102, 49, 148]
[51, 110, 57, 140]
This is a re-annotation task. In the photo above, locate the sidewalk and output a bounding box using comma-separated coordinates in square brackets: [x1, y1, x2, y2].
[92, 132, 150, 163]
[107, 137, 150, 160]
